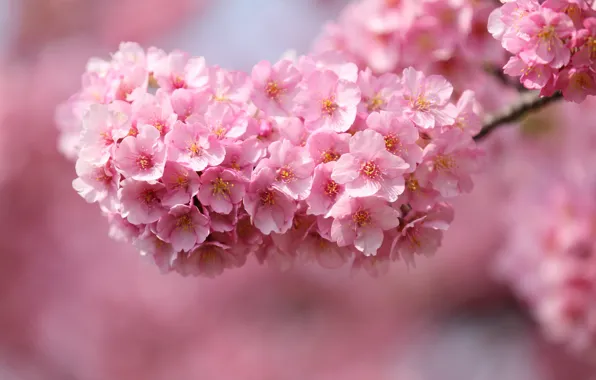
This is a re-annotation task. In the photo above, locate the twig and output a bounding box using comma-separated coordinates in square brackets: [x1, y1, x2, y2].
[473, 91, 564, 142]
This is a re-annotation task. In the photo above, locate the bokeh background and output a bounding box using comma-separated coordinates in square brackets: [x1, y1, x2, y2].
[0, 0, 593, 379]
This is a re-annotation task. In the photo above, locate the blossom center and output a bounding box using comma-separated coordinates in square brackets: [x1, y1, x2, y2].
[137, 154, 154, 170]
[277, 167, 295, 183]
[384, 134, 401, 154]
[360, 161, 381, 179]
[321, 97, 338, 116]
[148, 73, 159, 88]
[189, 142, 202, 157]
[176, 214, 194, 231]
[367, 95, 385, 112]
[175, 175, 189, 189]
[324, 180, 340, 197]
[321, 150, 340, 163]
[212, 177, 231, 195]
[128, 126, 138, 137]
[172, 76, 186, 89]
[154, 122, 165, 134]
[434, 154, 456, 170]
[537, 26, 556, 45]
[352, 210, 372, 227]
[200, 248, 220, 266]
[265, 81, 282, 100]
[260, 190, 276, 206]
[412, 95, 431, 112]
[213, 124, 227, 138]
[406, 175, 419, 192]
[140, 189, 158, 205]
[100, 131, 113, 145]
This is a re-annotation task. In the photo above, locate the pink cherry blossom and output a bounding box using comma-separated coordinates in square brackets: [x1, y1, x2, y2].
[79, 103, 130, 165]
[114, 124, 166, 181]
[72, 159, 120, 212]
[400, 67, 455, 129]
[251, 59, 302, 116]
[518, 8, 574, 68]
[306, 162, 345, 216]
[305, 128, 351, 165]
[199, 103, 248, 140]
[365, 110, 422, 167]
[327, 195, 400, 256]
[556, 67, 596, 103]
[152, 51, 209, 92]
[131, 90, 177, 137]
[173, 242, 246, 277]
[571, 17, 596, 68]
[169, 88, 209, 122]
[198, 167, 246, 214]
[243, 167, 297, 235]
[356, 68, 401, 117]
[160, 161, 200, 207]
[449, 90, 483, 135]
[255, 139, 315, 200]
[118, 178, 167, 225]
[393, 203, 454, 267]
[165, 120, 225, 171]
[295, 69, 361, 132]
[156, 204, 210, 252]
[417, 129, 482, 198]
[205, 68, 251, 106]
[332, 129, 409, 202]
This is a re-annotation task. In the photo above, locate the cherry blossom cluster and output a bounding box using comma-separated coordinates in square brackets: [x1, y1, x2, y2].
[313, 0, 510, 111]
[496, 176, 596, 356]
[489, 0, 596, 102]
[56, 42, 482, 277]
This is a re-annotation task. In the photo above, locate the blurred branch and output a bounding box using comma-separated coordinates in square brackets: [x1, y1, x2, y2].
[473, 91, 564, 142]
[484, 64, 529, 93]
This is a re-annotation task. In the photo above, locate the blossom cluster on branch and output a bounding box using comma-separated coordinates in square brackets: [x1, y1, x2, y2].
[313, 0, 511, 111]
[56, 43, 482, 277]
[489, 0, 596, 102]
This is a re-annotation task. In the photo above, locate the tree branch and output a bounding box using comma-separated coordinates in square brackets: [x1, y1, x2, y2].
[473, 91, 564, 142]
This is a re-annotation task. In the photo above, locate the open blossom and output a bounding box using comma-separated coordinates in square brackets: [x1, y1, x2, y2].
[295, 69, 361, 132]
[255, 139, 315, 200]
[332, 129, 409, 202]
[118, 179, 167, 225]
[490, 0, 596, 101]
[365, 111, 422, 167]
[356, 68, 401, 117]
[131, 90, 177, 137]
[393, 203, 454, 267]
[59, 43, 480, 277]
[251, 59, 302, 115]
[165, 120, 225, 171]
[79, 103, 130, 165]
[156, 204, 210, 252]
[160, 161, 200, 207]
[327, 195, 400, 256]
[114, 124, 166, 181]
[243, 167, 297, 235]
[306, 162, 345, 216]
[73, 159, 120, 212]
[417, 129, 481, 198]
[518, 8, 574, 68]
[198, 167, 246, 214]
[400, 68, 455, 129]
[305, 129, 350, 165]
[198, 103, 248, 140]
[152, 51, 209, 92]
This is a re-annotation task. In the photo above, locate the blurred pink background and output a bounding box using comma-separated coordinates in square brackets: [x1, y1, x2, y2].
[0, 0, 593, 379]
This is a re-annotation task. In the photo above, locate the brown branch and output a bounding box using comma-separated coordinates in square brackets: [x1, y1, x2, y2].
[473, 91, 564, 142]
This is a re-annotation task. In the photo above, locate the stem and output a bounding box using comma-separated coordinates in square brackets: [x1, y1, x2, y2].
[473, 91, 563, 142]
